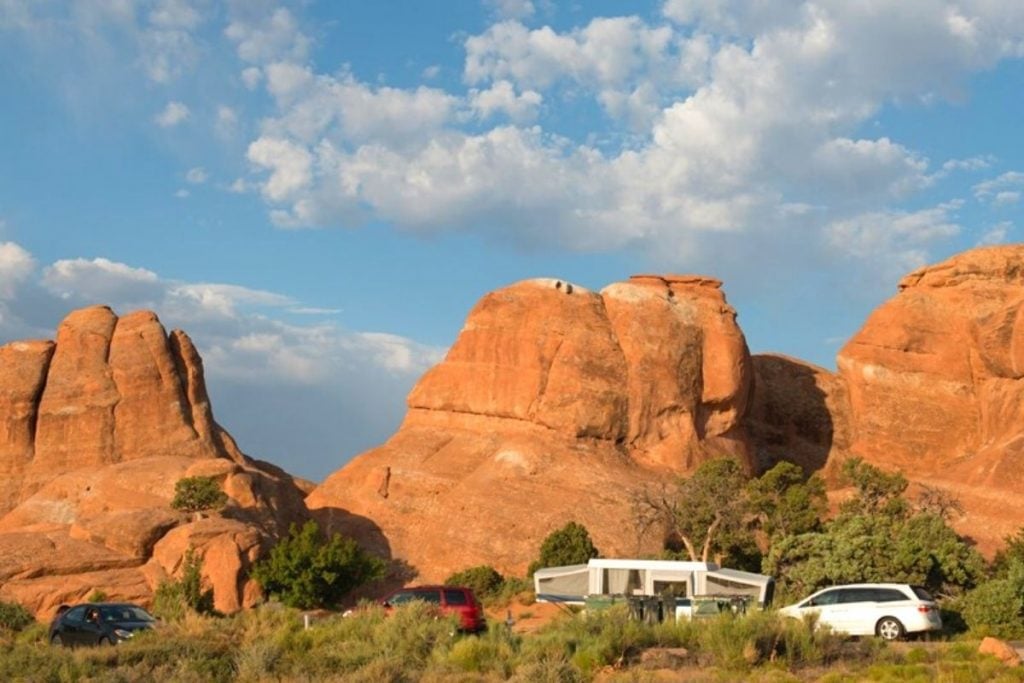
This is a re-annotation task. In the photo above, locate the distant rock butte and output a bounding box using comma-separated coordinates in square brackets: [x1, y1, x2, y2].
[0, 307, 307, 617]
[307, 275, 755, 580]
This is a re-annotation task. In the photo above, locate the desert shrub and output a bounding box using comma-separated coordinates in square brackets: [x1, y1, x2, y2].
[528, 521, 599, 576]
[445, 565, 505, 598]
[439, 629, 517, 677]
[152, 548, 214, 620]
[962, 576, 1024, 638]
[0, 601, 34, 633]
[251, 519, 385, 610]
[171, 476, 228, 515]
[87, 589, 109, 603]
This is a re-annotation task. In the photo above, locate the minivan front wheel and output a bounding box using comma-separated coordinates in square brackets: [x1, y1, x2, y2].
[876, 617, 904, 641]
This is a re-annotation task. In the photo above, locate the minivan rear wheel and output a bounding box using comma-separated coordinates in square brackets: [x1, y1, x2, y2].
[876, 617, 904, 641]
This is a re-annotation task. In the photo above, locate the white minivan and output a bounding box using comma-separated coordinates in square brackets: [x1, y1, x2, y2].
[778, 583, 942, 640]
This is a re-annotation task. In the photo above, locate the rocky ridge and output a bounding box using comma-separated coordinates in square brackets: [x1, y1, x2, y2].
[0, 306, 308, 617]
[307, 275, 755, 579]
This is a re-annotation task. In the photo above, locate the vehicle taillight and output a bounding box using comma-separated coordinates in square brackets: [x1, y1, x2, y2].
[917, 605, 933, 613]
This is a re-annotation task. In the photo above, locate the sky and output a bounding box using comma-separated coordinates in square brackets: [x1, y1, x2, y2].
[1, 0, 1023, 482]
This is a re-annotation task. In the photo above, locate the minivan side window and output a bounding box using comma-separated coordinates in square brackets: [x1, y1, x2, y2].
[807, 589, 840, 606]
[838, 588, 875, 603]
[444, 589, 468, 606]
[874, 589, 909, 602]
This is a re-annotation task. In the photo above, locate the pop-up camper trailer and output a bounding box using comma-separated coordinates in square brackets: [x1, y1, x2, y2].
[534, 558, 774, 607]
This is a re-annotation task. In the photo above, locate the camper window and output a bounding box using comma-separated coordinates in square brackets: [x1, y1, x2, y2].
[603, 568, 643, 595]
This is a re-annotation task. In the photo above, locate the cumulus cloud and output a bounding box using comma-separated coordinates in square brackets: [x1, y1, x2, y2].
[155, 100, 190, 127]
[239, 0, 1024, 275]
[468, 80, 542, 121]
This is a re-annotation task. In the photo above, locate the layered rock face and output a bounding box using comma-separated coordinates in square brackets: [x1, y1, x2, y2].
[0, 307, 307, 617]
[308, 275, 754, 579]
[749, 246, 1024, 552]
[834, 246, 1024, 548]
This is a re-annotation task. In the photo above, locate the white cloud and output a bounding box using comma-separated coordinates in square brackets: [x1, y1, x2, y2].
[0, 242, 35, 299]
[422, 64, 441, 79]
[977, 221, 1012, 246]
[826, 202, 962, 279]
[484, 0, 535, 20]
[468, 80, 542, 122]
[155, 100, 190, 127]
[185, 166, 208, 184]
[241, 66, 263, 89]
[225, 4, 309, 65]
[247, 137, 313, 203]
[175, 188, 189, 198]
[216, 105, 239, 134]
[940, 155, 994, 174]
[42, 257, 163, 307]
[994, 191, 1021, 206]
[974, 171, 1024, 205]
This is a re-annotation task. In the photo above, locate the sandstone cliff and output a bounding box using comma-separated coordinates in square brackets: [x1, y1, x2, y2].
[307, 275, 754, 580]
[0, 307, 308, 617]
[749, 245, 1024, 553]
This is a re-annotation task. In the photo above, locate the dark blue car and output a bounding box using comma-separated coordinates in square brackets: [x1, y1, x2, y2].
[49, 603, 156, 646]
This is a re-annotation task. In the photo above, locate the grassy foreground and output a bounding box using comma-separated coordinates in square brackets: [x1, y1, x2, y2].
[1, 603, 1021, 682]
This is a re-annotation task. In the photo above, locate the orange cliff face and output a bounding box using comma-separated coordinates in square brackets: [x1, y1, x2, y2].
[749, 245, 1024, 556]
[0, 306, 308, 618]
[835, 246, 1024, 553]
[306, 275, 755, 581]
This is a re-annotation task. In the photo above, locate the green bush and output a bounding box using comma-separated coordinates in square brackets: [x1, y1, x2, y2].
[251, 520, 386, 610]
[962, 577, 1024, 638]
[0, 601, 34, 633]
[171, 476, 229, 515]
[152, 547, 215, 620]
[528, 521, 599, 576]
[445, 565, 505, 598]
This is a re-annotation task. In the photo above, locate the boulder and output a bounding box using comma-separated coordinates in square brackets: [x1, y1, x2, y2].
[979, 636, 1022, 666]
[309, 275, 754, 580]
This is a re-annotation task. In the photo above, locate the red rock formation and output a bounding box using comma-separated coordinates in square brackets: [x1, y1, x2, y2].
[0, 307, 308, 617]
[835, 246, 1024, 551]
[308, 275, 754, 580]
[749, 246, 1024, 554]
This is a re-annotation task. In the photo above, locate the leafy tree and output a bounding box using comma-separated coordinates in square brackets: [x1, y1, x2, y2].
[962, 559, 1024, 637]
[991, 527, 1024, 577]
[838, 457, 908, 518]
[445, 565, 505, 599]
[152, 548, 214, 620]
[251, 520, 386, 609]
[171, 476, 228, 516]
[633, 458, 753, 564]
[528, 521, 599, 576]
[0, 600, 33, 633]
[765, 460, 983, 601]
[746, 461, 827, 542]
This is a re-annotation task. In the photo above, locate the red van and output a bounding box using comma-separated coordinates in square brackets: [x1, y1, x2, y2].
[380, 585, 486, 632]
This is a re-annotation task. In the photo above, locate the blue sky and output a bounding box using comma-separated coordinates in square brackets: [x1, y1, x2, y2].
[1, 0, 1023, 481]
